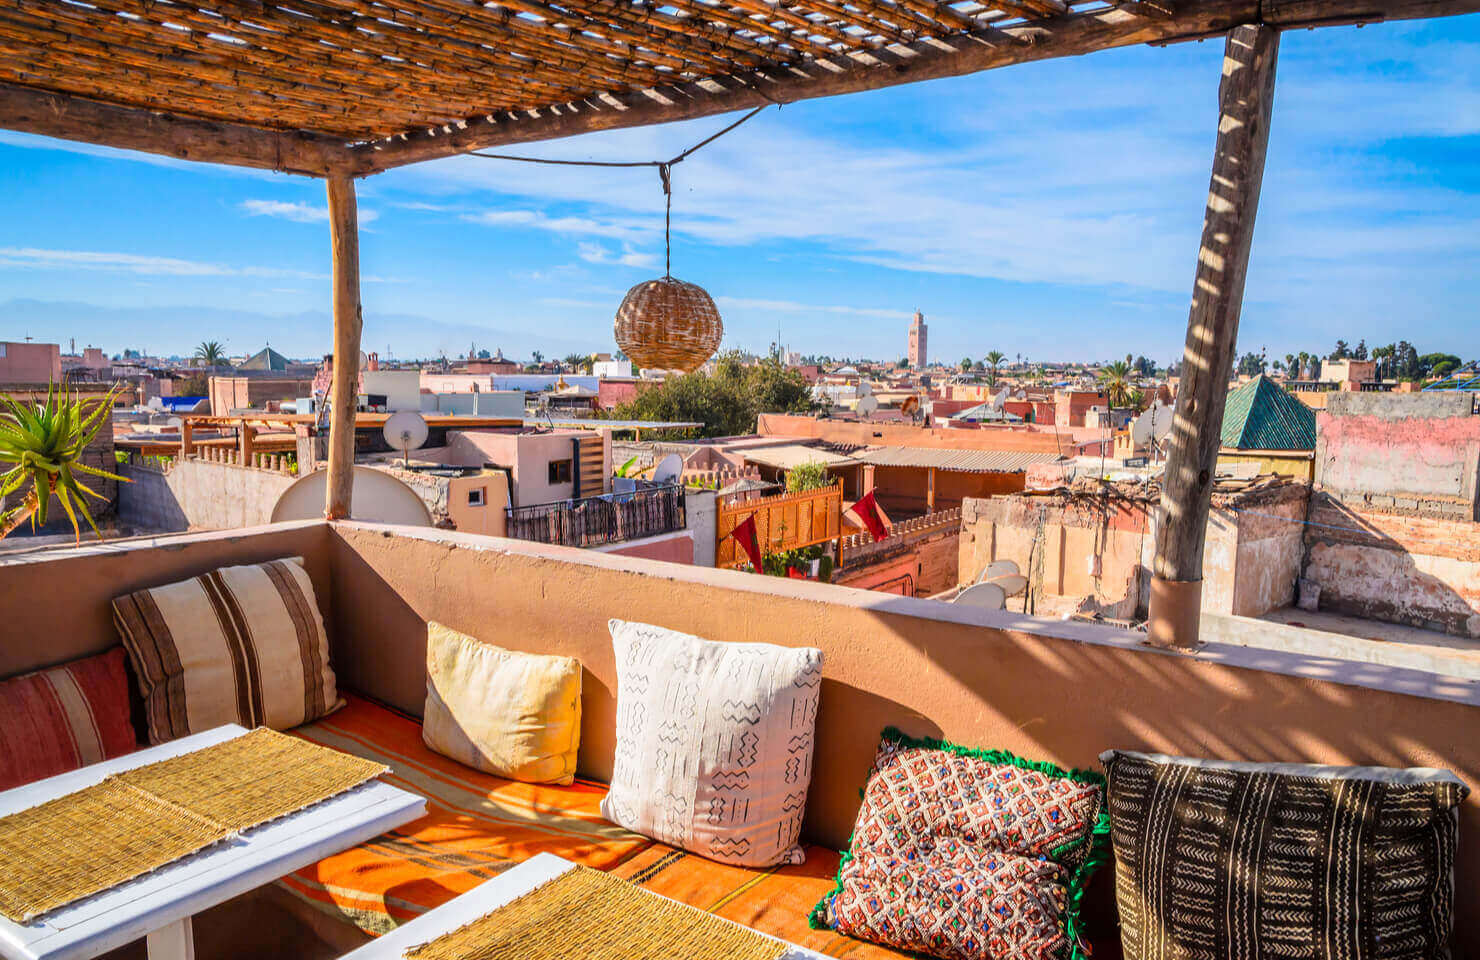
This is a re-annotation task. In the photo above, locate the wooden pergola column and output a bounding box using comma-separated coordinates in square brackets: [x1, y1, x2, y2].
[324, 175, 363, 520]
[1148, 23, 1279, 648]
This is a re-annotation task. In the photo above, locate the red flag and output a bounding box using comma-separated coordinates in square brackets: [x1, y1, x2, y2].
[726, 514, 764, 571]
[847, 490, 889, 542]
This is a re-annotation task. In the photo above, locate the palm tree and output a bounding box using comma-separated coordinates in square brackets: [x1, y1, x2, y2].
[194, 341, 228, 367]
[1284, 353, 1296, 376]
[531, 350, 544, 365]
[1097, 360, 1134, 408]
[1, 384, 128, 541]
[561, 353, 590, 374]
[960, 356, 973, 372]
[984, 350, 1006, 387]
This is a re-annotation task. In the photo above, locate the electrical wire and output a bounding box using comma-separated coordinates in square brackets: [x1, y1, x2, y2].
[468, 105, 772, 279]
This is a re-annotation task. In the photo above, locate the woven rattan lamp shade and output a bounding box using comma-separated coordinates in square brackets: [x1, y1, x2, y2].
[614, 277, 723, 373]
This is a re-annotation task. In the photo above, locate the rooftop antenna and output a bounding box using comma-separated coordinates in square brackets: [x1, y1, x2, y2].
[382, 411, 429, 469]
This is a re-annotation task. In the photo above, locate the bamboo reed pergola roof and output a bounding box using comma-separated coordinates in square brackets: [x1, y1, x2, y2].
[2, 0, 1477, 176]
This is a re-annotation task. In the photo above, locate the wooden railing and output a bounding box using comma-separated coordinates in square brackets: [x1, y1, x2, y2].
[715, 480, 842, 568]
[505, 483, 686, 548]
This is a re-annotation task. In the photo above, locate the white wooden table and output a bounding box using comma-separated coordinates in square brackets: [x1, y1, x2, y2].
[341, 852, 827, 960]
[0, 724, 426, 960]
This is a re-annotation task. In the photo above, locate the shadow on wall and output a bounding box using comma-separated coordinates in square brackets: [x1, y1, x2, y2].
[1302, 494, 1479, 639]
[323, 525, 1480, 954]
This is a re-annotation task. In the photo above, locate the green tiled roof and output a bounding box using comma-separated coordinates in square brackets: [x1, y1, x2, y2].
[1220, 375, 1316, 451]
[240, 346, 290, 371]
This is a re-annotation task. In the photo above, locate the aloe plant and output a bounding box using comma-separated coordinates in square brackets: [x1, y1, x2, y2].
[0, 384, 128, 540]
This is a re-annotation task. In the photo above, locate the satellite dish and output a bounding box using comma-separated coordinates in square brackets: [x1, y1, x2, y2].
[383, 411, 429, 468]
[271, 466, 433, 526]
[857, 396, 879, 418]
[857, 381, 873, 397]
[955, 582, 1007, 611]
[977, 559, 1020, 584]
[987, 387, 1010, 412]
[1130, 401, 1174, 447]
[986, 573, 1028, 597]
[652, 453, 683, 484]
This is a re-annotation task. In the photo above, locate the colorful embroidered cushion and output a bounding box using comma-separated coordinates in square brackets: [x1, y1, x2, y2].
[422, 622, 582, 785]
[0, 647, 138, 790]
[1101, 750, 1469, 960]
[600, 619, 822, 868]
[113, 557, 341, 743]
[812, 728, 1109, 960]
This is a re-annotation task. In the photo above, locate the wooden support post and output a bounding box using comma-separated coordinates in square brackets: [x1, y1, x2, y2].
[927, 467, 937, 513]
[1149, 24, 1280, 648]
[325, 174, 363, 520]
[180, 419, 194, 458]
[239, 423, 256, 466]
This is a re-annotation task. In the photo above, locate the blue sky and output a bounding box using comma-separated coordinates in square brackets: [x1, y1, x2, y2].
[1, 14, 1477, 366]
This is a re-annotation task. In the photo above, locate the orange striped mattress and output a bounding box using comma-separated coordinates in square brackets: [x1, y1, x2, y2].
[279, 694, 654, 934]
[281, 694, 912, 957]
[610, 845, 906, 959]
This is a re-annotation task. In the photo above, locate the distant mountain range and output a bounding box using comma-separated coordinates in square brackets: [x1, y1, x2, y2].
[0, 298, 595, 360]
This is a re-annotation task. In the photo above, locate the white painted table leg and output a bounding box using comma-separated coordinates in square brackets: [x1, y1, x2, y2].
[145, 917, 196, 960]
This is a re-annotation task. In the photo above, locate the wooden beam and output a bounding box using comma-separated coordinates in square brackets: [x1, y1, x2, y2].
[353, 0, 1478, 172]
[0, 82, 366, 177]
[1148, 23, 1279, 648]
[324, 174, 363, 520]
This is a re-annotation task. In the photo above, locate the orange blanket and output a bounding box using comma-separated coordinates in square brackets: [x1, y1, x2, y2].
[279, 695, 653, 934]
[611, 845, 905, 959]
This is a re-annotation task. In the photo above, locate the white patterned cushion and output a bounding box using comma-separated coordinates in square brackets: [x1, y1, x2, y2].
[600, 619, 822, 867]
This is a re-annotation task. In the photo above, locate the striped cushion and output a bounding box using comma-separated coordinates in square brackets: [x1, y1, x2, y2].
[1101, 750, 1469, 960]
[112, 557, 341, 743]
[0, 648, 138, 790]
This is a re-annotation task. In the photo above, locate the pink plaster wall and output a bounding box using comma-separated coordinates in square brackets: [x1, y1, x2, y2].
[598, 530, 694, 564]
[0, 341, 61, 383]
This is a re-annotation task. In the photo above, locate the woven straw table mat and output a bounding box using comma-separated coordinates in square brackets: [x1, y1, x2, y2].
[404, 865, 788, 960]
[0, 727, 387, 924]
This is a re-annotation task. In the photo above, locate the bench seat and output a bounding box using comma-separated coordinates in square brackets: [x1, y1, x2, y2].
[278, 693, 904, 957]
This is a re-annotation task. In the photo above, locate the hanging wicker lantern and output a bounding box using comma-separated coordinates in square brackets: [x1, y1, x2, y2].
[614, 276, 724, 373]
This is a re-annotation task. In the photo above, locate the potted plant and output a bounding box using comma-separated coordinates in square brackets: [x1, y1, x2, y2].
[0, 384, 129, 540]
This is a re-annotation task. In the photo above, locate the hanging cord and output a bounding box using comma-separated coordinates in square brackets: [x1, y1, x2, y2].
[468, 105, 772, 280]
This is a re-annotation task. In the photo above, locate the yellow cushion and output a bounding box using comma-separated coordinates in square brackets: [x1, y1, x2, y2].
[422, 622, 582, 785]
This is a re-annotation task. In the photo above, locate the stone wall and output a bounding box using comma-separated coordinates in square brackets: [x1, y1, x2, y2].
[1302, 493, 1480, 638]
[1316, 392, 1480, 521]
[119, 459, 296, 532]
[958, 481, 1310, 620]
[835, 508, 961, 597]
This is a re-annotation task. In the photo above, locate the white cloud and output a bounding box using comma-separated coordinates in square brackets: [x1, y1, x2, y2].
[242, 199, 379, 224]
[576, 242, 659, 269]
[0, 247, 325, 280]
[462, 208, 648, 242]
[715, 296, 904, 320]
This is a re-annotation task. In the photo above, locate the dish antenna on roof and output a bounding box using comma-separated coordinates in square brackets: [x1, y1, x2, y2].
[652, 453, 683, 485]
[857, 380, 873, 398]
[1130, 401, 1174, 452]
[856, 395, 879, 419]
[954, 582, 1007, 611]
[383, 411, 429, 468]
[271, 466, 433, 527]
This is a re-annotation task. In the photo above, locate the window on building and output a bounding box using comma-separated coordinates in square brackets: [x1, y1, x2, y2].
[548, 459, 573, 484]
[467, 487, 485, 507]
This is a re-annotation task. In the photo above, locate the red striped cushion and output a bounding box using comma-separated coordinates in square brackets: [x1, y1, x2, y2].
[0, 648, 139, 790]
